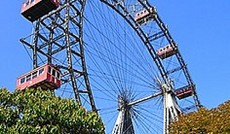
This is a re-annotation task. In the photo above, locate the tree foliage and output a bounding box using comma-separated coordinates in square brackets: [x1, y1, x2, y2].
[170, 100, 230, 133]
[0, 88, 104, 134]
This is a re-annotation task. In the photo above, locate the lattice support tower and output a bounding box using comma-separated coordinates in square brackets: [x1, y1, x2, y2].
[20, 0, 97, 112]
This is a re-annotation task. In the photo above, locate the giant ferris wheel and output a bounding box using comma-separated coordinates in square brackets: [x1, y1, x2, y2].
[18, 0, 201, 133]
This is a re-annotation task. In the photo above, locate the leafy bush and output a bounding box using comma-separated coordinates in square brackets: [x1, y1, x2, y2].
[169, 100, 230, 133]
[0, 88, 104, 134]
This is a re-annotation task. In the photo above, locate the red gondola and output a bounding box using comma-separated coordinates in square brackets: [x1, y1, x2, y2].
[135, 7, 156, 25]
[157, 44, 177, 59]
[21, 0, 60, 22]
[16, 64, 61, 91]
[175, 85, 194, 100]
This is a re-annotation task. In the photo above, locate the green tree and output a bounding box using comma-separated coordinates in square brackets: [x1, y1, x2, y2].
[169, 100, 230, 134]
[0, 88, 104, 134]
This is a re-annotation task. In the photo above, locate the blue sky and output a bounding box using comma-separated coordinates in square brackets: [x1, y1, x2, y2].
[0, 0, 229, 111]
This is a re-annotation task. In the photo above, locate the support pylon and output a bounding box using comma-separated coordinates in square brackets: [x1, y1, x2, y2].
[20, 0, 97, 111]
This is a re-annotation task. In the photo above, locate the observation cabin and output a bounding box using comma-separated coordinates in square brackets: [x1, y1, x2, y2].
[174, 85, 195, 100]
[135, 7, 156, 25]
[16, 64, 61, 91]
[157, 43, 178, 59]
[21, 0, 60, 22]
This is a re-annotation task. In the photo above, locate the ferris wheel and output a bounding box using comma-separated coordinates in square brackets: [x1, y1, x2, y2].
[18, 0, 201, 133]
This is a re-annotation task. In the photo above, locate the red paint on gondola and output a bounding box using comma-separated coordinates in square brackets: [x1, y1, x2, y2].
[175, 85, 194, 100]
[157, 44, 178, 59]
[16, 64, 61, 90]
[135, 7, 156, 25]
